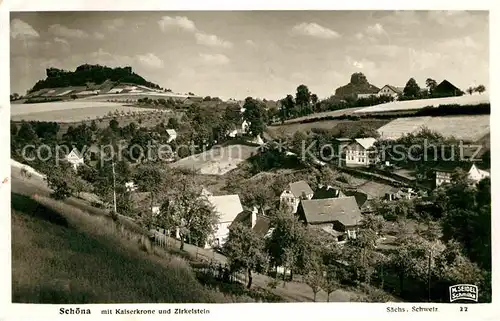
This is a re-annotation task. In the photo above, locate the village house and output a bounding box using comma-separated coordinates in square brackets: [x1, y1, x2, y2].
[342, 137, 378, 167]
[385, 187, 417, 201]
[230, 207, 272, 238]
[296, 196, 363, 242]
[433, 80, 463, 97]
[125, 181, 137, 192]
[65, 148, 84, 170]
[312, 185, 345, 199]
[166, 129, 177, 143]
[280, 180, 314, 213]
[206, 194, 244, 249]
[377, 85, 403, 99]
[434, 163, 490, 188]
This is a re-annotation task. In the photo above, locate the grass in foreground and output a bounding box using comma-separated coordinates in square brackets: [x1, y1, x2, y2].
[11, 193, 255, 303]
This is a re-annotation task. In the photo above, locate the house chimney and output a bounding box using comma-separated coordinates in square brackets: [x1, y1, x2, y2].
[251, 206, 258, 229]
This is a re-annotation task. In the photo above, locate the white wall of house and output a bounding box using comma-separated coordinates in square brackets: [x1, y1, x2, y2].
[280, 190, 300, 213]
[345, 146, 371, 167]
[66, 151, 84, 170]
[469, 164, 490, 182]
[377, 86, 400, 99]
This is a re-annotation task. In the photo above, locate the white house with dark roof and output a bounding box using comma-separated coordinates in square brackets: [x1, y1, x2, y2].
[378, 85, 403, 99]
[435, 163, 490, 187]
[206, 194, 244, 248]
[65, 148, 84, 170]
[166, 129, 177, 143]
[280, 180, 314, 213]
[343, 137, 378, 167]
[296, 196, 362, 241]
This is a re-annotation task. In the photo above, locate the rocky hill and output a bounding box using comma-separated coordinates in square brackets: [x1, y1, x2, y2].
[28, 64, 162, 94]
[334, 73, 380, 99]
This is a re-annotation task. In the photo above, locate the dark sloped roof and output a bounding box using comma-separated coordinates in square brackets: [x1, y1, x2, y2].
[434, 162, 475, 173]
[229, 210, 271, 237]
[300, 196, 362, 226]
[313, 185, 344, 200]
[289, 180, 314, 198]
[253, 216, 271, 236]
[229, 210, 252, 229]
[342, 190, 368, 208]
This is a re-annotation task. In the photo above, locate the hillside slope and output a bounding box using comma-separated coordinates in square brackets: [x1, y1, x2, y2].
[11, 172, 249, 303]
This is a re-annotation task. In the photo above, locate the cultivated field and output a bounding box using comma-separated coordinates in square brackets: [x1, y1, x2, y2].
[283, 107, 364, 124]
[354, 94, 490, 114]
[170, 144, 258, 175]
[377, 115, 490, 141]
[80, 92, 201, 103]
[267, 119, 390, 138]
[11, 101, 167, 122]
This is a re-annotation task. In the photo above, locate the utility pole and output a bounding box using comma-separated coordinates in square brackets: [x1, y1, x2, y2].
[428, 250, 432, 302]
[112, 161, 117, 213]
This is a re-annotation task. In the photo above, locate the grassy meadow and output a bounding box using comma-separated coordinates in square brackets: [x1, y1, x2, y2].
[11, 193, 256, 303]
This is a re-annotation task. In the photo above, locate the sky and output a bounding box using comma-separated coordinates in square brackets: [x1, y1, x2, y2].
[10, 11, 489, 100]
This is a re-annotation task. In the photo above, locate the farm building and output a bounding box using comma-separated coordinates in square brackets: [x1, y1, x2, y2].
[342, 137, 378, 167]
[434, 163, 490, 188]
[229, 207, 272, 238]
[206, 194, 244, 249]
[378, 85, 403, 99]
[166, 129, 177, 143]
[433, 80, 463, 97]
[65, 148, 84, 170]
[280, 180, 314, 213]
[296, 196, 363, 242]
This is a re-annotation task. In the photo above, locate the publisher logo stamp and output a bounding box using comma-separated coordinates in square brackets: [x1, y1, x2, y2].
[449, 284, 478, 302]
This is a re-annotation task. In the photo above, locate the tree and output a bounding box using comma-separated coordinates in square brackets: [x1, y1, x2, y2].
[167, 117, 180, 130]
[466, 87, 474, 95]
[266, 210, 309, 285]
[295, 85, 312, 116]
[109, 119, 119, 132]
[224, 223, 267, 289]
[46, 165, 74, 200]
[69, 173, 93, 198]
[474, 84, 486, 94]
[322, 263, 341, 302]
[303, 252, 324, 302]
[425, 78, 437, 95]
[280, 94, 295, 121]
[403, 78, 421, 98]
[159, 173, 219, 250]
[360, 213, 385, 236]
[134, 164, 165, 212]
[242, 97, 267, 137]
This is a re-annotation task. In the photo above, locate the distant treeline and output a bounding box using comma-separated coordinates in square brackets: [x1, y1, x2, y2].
[287, 104, 490, 125]
[23, 97, 64, 104]
[29, 64, 162, 93]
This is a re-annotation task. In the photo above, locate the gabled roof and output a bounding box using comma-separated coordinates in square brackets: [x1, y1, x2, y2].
[208, 195, 244, 223]
[300, 196, 362, 226]
[380, 84, 403, 94]
[434, 162, 475, 173]
[435, 80, 462, 93]
[229, 210, 272, 237]
[354, 137, 377, 150]
[312, 185, 345, 200]
[288, 180, 314, 198]
[342, 190, 368, 208]
[166, 129, 177, 136]
[67, 148, 83, 159]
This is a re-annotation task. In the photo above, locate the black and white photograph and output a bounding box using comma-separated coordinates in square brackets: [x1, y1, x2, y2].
[7, 7, 492, 307]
